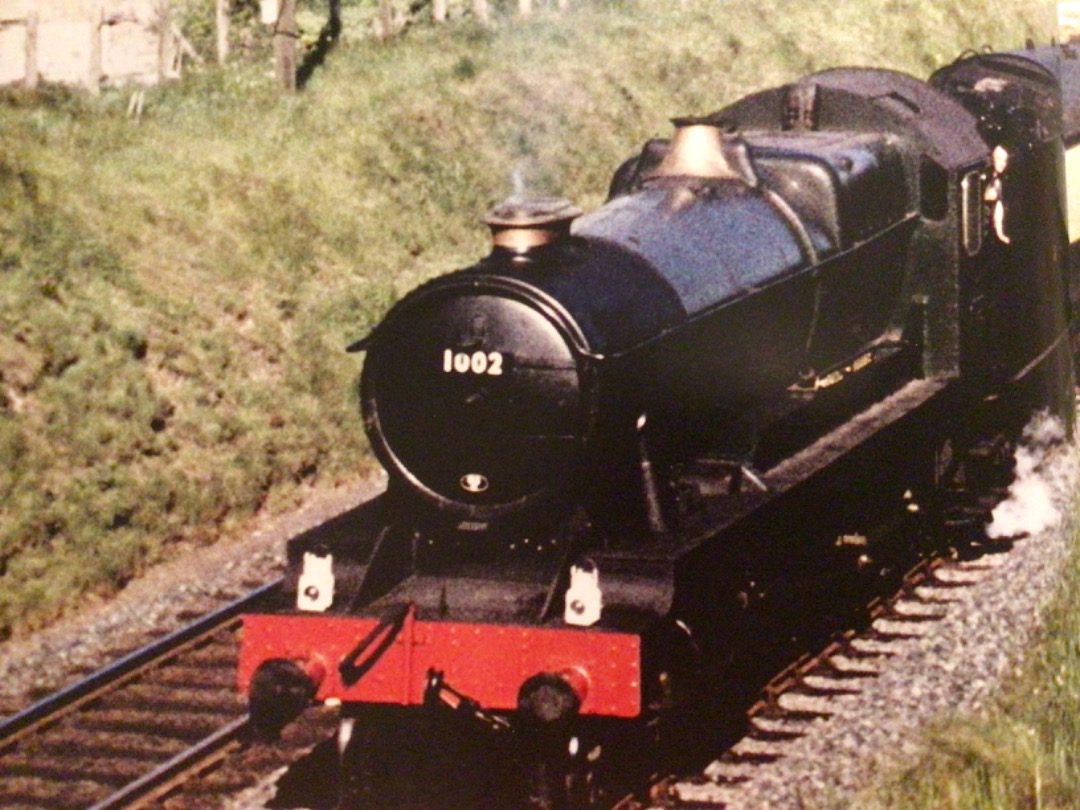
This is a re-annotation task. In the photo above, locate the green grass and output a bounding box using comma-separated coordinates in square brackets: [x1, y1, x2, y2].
[0, 0, 1055, 637]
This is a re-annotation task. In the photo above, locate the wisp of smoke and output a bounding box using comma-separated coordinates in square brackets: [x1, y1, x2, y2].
[986, 411, 1079, 540]
[505, 158, 560, 204]
[511, 163, 529, 200]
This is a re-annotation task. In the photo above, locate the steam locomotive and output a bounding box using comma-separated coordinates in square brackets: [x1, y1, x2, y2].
[239, 45, 1080, 808]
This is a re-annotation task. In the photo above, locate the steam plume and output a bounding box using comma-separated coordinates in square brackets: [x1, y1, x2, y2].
[986, 412, 1078, 540]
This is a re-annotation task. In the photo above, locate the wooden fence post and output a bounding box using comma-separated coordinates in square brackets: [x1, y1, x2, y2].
[89, 4, 103, 94]
[157, 1, 173, 82]
[519, 0, 532, 16]
[274, 0, 298, 90]
[216, 0, 229, 65]
[378, 0, 393, 39]
[433, 0, 447, 22]
[25, 9, 39, 90]
[473, 0, 489, 26]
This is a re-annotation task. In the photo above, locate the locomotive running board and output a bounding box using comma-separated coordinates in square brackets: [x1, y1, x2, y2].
[589, 375, 955, 574]
[762, 377, 952, 493]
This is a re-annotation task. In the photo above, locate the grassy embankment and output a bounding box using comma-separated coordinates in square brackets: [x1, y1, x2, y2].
[0, 0, 1052, 641]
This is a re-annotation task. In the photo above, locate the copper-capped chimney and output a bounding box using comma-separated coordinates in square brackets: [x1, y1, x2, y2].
[647, 117, 758, 186]
[485, 196, 583, 254]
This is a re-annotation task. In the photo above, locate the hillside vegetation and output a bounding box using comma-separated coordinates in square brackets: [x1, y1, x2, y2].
[0, 0, 1055, 638]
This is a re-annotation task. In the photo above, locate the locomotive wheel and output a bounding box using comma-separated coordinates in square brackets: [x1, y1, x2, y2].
[338, 705, 526, 809]
[337, 707, 457, 809]
[928, 432, 1017, 546]
[336, 708, 401, 809]
[519, 730, 609, 810]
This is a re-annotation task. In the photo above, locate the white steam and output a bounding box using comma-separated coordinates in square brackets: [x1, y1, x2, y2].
[505, 158, 556, 203]
[511, 162, 529, 199]
[986, 412, 1079, 540]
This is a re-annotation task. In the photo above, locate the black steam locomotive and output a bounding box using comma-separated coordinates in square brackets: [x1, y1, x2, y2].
[240, 46, 1080, 808]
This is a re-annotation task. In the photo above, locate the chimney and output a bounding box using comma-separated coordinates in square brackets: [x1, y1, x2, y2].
[485, 196, 582, 254]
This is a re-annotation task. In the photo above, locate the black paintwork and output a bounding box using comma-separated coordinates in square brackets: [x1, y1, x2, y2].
[255, 50, 1080, 795]
[339, 43, 1080, 641]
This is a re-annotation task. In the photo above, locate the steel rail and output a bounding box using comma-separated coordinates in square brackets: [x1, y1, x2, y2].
[0, 578, 283, 751]
[647, 553, 975, 809]
[87, 715, 249, 810]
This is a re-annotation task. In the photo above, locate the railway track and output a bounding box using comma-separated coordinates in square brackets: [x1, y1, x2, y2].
[2, 539, 1024, 810]
[0, 448, 1060, 810]
[640, 416, 1079, 810]
[0, 581, 282, 810]
[643, 546, 1020, 809]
